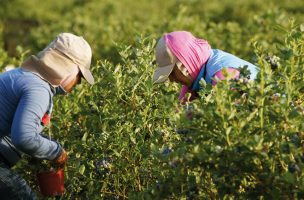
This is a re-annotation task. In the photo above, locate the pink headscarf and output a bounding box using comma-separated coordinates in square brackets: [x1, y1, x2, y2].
[164, 31, 211, 103]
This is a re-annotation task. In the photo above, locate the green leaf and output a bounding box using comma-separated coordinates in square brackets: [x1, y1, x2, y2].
[300, 24, 304, 32]
[79, 164, 86, 175]
[82, 132, 88, 141]
[112, 149, 121, 157]
[282, 172, 295, 184]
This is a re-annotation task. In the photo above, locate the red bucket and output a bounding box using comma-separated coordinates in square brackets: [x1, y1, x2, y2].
[37, 168, 65, 197]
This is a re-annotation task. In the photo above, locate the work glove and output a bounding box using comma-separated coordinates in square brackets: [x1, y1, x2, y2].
[51, 149, 68, 167]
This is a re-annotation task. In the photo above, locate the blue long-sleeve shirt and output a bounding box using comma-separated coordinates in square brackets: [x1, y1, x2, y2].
[191, 49, 259, 91]
[0, 68, 61, 160]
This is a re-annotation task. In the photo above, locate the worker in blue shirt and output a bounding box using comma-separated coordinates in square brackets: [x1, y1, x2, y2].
[0, 33, 94, 199]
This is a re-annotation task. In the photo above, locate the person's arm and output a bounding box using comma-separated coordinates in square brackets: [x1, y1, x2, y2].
[10, 85, 62, 160]
[211, 67, 240, 86]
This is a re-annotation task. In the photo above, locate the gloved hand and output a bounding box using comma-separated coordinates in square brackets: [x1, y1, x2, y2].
[51, 149, 68, 167]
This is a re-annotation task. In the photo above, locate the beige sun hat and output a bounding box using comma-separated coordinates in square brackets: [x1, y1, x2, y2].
[153, 37, 182, 83]
[21, 33, 94, 86]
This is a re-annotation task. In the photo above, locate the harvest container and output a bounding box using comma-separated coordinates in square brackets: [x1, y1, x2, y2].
[37, 168, 64, 197]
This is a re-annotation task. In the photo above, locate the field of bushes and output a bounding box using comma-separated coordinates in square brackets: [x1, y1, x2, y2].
[0, 0, 304, 199]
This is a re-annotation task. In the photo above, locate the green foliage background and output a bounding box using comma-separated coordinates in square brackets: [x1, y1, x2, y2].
[0, 0, 304, 199]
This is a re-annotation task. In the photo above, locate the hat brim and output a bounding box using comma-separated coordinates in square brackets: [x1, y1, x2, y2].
[79, 66, 94, 85]
[153, 63, 175, 84]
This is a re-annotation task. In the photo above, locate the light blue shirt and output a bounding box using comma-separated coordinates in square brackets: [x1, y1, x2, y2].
[191, 49, 259, 91]
[0, 68, 61, 160]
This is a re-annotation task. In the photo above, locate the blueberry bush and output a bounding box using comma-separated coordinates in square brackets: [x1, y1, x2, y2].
[0, 0, 304, 199]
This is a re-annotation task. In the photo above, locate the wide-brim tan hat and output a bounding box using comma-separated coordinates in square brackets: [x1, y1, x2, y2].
[153, 36, 181, 83]
[21, 33, 94, 86]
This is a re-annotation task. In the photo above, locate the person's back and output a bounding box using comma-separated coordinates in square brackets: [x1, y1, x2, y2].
[0, 68, 53, 137]
[204, 49, 258, 83]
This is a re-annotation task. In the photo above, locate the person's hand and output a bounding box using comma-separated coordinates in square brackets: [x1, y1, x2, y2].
[185, 109, 193, 120]
[51, 149, 68, 167]
[185, 105, 194, 120]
